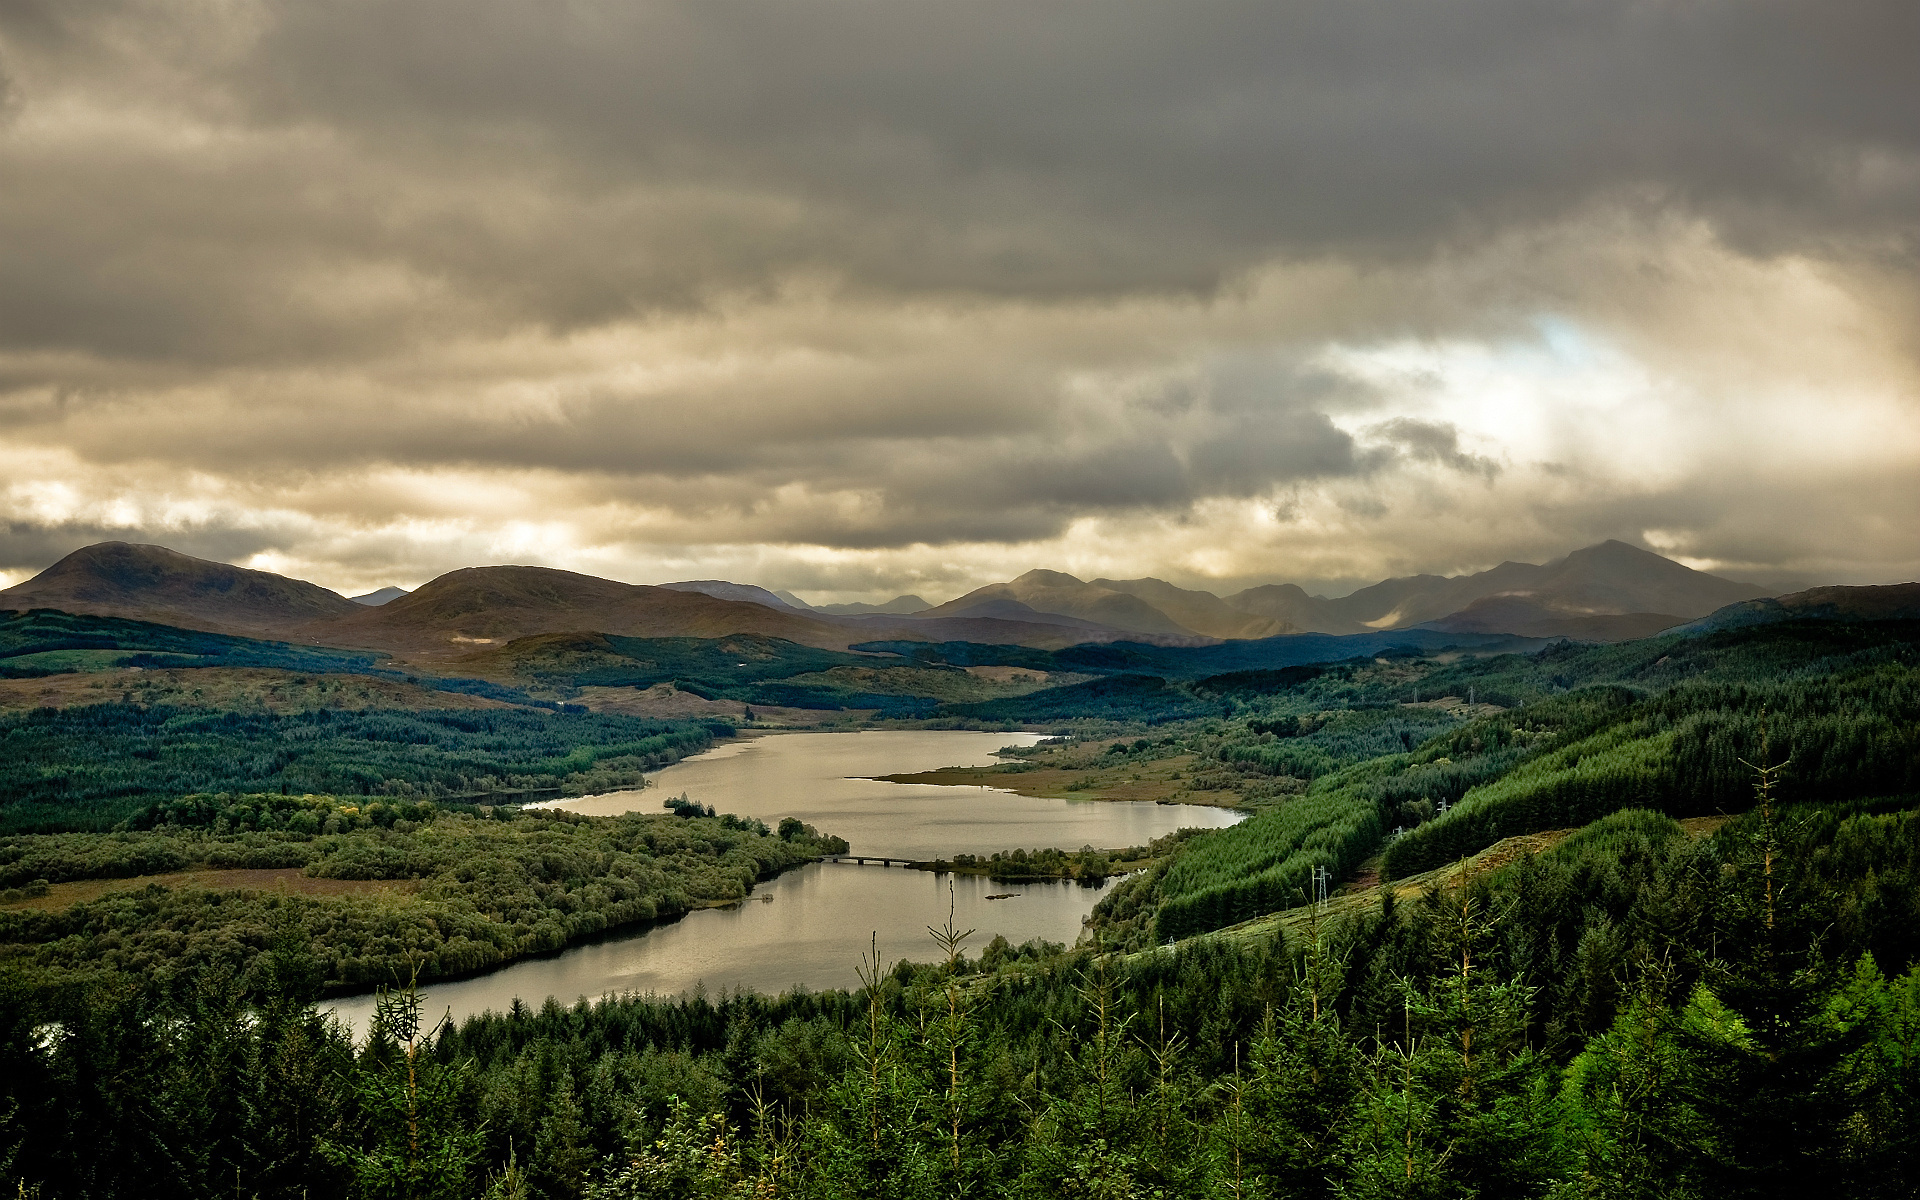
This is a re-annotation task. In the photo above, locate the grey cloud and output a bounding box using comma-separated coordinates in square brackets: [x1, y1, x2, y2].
[1365, 418, 1501, 479]
[0, 521, 288, 578]
[0, 319, 1384, 550]
[0, 0, 1915, 368]
[0, 0, 1916, 591]
[249, 0, 1920, 243]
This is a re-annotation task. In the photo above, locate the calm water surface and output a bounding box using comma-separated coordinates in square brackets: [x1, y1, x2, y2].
[330, 730, 1241, 1033]
[548, 729, 1239, 860]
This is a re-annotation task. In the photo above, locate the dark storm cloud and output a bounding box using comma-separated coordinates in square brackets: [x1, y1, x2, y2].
[0, 0, 1915, 593]
[251, 0, 1916, 251]
[1366, 419, 1501, 480]
[2, 0, 1916, 363]
[0, 520, 286, 578]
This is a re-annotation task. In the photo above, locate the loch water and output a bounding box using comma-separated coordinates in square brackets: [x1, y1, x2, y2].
[329, 730, 1242, 1033]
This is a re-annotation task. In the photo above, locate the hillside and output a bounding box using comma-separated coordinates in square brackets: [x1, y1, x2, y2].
[1076, 615, 1920, 945]
[1417, 594, 1685, 641]
[305, 565, 852, 663]
[1686, 580, 1920, 632]
[920, 569, 1203, 636]
[0, 543, 360, 635]
[0, 666, 521, 714]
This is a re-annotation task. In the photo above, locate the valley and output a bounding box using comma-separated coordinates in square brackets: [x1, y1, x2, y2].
[2, 538, 1918, 1199]
[7, 7, 1914, 1193]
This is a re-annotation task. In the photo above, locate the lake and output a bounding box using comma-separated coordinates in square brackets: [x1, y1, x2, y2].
[329, 730, 1241, 1033]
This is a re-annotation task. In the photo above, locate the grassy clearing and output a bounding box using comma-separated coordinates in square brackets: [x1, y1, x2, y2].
[875, 753, 1210, 804]
[0, 865, 419, 912]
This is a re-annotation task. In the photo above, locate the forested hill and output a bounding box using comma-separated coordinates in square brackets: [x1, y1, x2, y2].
[1087, 618, 1920, 945]
[0, 608, 555, 708]
[0, 705, 723, 834]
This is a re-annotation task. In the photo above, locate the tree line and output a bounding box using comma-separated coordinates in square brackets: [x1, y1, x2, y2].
[0, 705, 723, 833]
[1094, 623, 1920, 944]
[5, 788, 1919, 1198]
[1, 800, 844, 995]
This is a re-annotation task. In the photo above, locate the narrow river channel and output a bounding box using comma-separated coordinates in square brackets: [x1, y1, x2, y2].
[329, 730, 1242, 1033]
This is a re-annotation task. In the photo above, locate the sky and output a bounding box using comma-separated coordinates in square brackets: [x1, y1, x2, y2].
[0, 0, 1916, 603]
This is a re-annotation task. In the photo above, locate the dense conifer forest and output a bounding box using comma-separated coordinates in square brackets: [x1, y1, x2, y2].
[6, 796, 1919, 1198]
[0, 707, 723, 833]
[2, 617, 1919, 1197]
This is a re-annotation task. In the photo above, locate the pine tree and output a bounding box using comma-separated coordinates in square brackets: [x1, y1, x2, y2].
[534, 1071, 593, 1199]
[586, 1098, 748, 1200]
[1344, 877, 1560, 1199]
[325, 979, 484, 1200]
[1556, 964, 1708, 1200]
[808, 933, 940, 1199]
[1230, 924, 1361, 1198]
[924, 885, 979, 1184]
[1834, 958, 1920, 1196]
[1019, 954, 1149, 1199]
[1670, 755, 1874, 1196]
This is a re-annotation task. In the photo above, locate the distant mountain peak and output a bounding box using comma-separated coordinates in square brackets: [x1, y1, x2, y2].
[1012, 568, 1086, 587]
[0, 541, 359, 634]
[813, 594, 932, 616]
[1567, 539, 1686, 565]
[661, 580, 802, 611]
[1222, 540, 1769, 639]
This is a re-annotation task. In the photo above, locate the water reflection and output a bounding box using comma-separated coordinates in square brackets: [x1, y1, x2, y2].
[330, 865, 1112, 1035]
[330, 731, 1243, 1033]
[547, 729, 1242, 860]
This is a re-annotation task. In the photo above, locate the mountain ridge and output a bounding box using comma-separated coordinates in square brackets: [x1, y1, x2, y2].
[810, 595, 932, 616]
[0, 544, 1205, 660]
[1216, 541, 1767, 637]
[660, 580, 806, 611]
[0, 542, 361, 634]
[1682, 581, 1920, 633]
[910, 541, 1767, 642]
[306, 565, 850, 662]
[920, 569, 1199, 637]
[1, 538, 1784, 653]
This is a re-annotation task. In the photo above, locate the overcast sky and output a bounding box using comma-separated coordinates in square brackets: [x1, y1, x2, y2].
[0, 0, 1915, 602]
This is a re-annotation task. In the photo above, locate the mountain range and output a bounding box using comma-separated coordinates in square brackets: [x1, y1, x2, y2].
[0, 538, 1835, 663]
[917, 541, 1768, 641]
[0, 544, 1204, 664]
